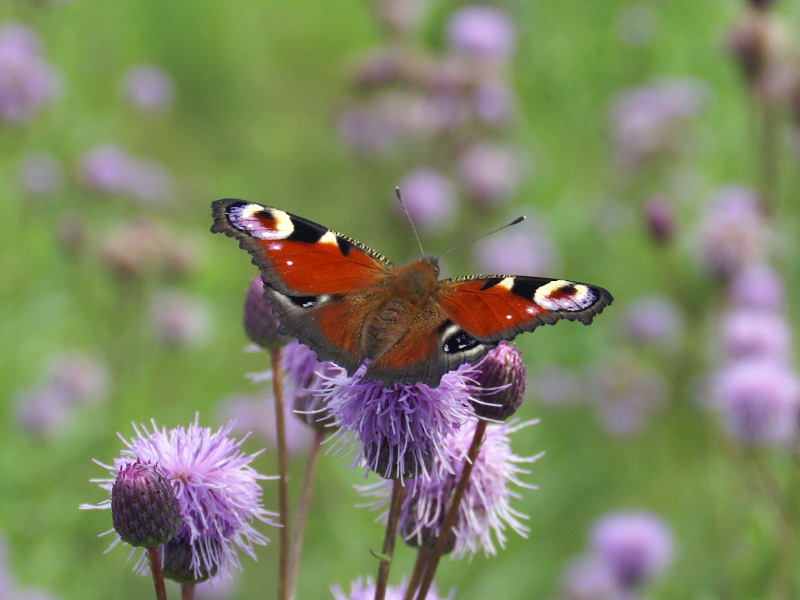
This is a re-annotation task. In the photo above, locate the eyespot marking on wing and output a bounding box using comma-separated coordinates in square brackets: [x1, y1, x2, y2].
[534, 280, 595, 311]
[228, 204, 294, 240]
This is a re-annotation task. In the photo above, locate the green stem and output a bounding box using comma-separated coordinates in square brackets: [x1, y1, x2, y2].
[147, 546, 168, 600]
[374, 479, 406, 600]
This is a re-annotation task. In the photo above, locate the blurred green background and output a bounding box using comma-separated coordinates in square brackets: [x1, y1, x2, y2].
[2, 0, 799, 599]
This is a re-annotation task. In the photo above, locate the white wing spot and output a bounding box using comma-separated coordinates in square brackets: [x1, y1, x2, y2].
[506, 314, 512, 320]
[286, 260, 293, 266]
[497, 277, 514, 290]
[319, 231, 339, 247]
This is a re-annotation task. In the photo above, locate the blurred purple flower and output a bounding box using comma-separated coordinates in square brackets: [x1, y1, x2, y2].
[697, 185, 766, 277]
[712, 358, 800, 445]
[122, 64, 175, 113]
[560, 555, 620, 600]
[217, 393, 313, 455]
[374, 0, 430, 33]
[721, 310, 791, 361]
[150, 290, 213, 348]
[13, 385, 74, 438]
[396, 169, 457, 232]
[474, 216, 559, 275]
[472, 78, 516, 126]
[447, 6, 516, 62]
[127, 158, 172, 204]
[614, 5, 659, 47]
[591, 511, 674, 588]
[587, 357, 669, 437]
[0, 23, 61, 123]
[332, 576, 453, 600]
[79, 144, 137, 194]
[81, 417, 277, 580]
[320, 362, 477, 479]
[338, 106, 397, 154]
[623, 295, 683, 349]
[533, 365, 583, 407]
[18, 152, 63, 198]
[610, 78, 709, 165]
[729, 263, 785, 311]
[458, 143, 522, 207]
[381, 419, 539, 557]
[195, 572, 239, 599]
[643, 195, 675, 243]
[47, 352, 110, 405]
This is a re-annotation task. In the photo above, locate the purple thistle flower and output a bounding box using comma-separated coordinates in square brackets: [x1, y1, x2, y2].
[560, 555, 620, 600]
[0, 23, 61, 123]
[697, 185, 766, 277]
[47, 352, 110, 405]
[332, 576, 454, 600]
[447, 6, 516, 62]
[80, 416, 277, 581]
[18, 151, 63, 198]
[591, 511, 674, 588]
[623, 295, 683, 349]
[643, 195, 675, 243]
[721, 309, 791, 361]
[587, 357, 668, 437]
[127, 158, 173, 204]
[320, 362, 477, 479]
[471, 78, 516, 126]
[13, 385, 75, 438]
[457, 143, 522, 208]
[610, 78, 709, 165]
[360, 419, 540, 557]
[396, 169, 457, 232]
[712, 358, 800, 445]
[729, 263, 785, 311]
[217, 393, 314, 455]
[150, 290, 213, 348]
[474, 216, 559, 276]
[79, 144, 137, 195]
[122, 64, 175, 113]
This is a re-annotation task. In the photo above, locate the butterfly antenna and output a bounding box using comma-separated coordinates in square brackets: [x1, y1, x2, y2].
[438, 215, 526, 259]
[395, 187, 427, 258]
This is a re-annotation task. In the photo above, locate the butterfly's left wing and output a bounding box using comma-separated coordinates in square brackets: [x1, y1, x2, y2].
[211, 199, 395, 373]
[363, 275, 612, 387]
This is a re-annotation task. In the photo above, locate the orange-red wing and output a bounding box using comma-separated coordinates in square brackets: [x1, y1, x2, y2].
[211, 199, 394, 297]
[439, 276, 613, 341]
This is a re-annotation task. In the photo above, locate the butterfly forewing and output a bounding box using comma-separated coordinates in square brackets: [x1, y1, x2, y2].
[211, 199, 394, 296]
[439, 275, 613, 341]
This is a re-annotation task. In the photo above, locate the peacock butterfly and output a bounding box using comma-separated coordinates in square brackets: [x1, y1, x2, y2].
[211, 199, 613, 387]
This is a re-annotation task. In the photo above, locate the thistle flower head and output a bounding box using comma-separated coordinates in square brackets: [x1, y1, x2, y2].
[361, 419, 540, 557]
[81, 416, 277, 581]
[331, 576, 454, 600]
[321, 362, 477, 479]
[470, 342, 526, 420]
[111, 460, 182, 548]
[243, 276, 287, 349]
[590, 511, 674, 588]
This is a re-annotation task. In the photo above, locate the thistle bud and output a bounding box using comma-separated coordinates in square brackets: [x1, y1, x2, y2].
[110, 461, 181, 548]
[243, 276, 287, 348]
[471, 342, 526, 420]
[644, 196, 675, 244]
[162, 532, 219, 584]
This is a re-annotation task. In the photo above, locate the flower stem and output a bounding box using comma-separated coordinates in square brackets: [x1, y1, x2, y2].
[374, 479, 406, 600]
[286, 427, 326, 600]
[402, 548, 432, 600]
[415, 420, 487, 600]
[269, 345, 291, 600]
[147, 546, 168, 600]
[180, 583, 195, 600]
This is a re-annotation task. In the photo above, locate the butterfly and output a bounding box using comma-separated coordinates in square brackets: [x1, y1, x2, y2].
[211, 199, 613, 387]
